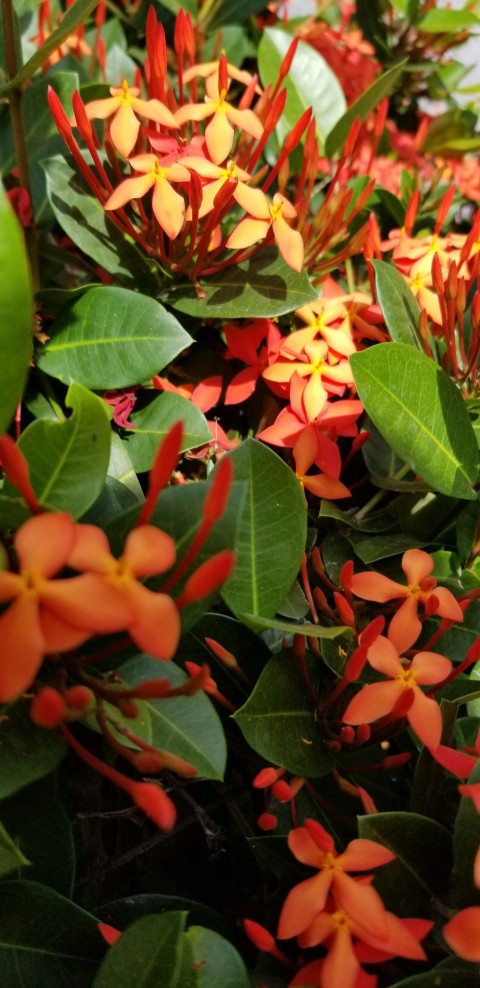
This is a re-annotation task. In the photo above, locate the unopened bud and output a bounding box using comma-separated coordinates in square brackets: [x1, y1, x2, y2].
[257, 812, 278, 831]
[132, 781, 176, 830]
[31, 687, 67, 728]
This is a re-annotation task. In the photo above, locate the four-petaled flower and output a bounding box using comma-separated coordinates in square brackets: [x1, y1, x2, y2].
[342, 634, 452, 749]
[84, 79, 178, 157]
[174, 79, 263, 165]
[227, 191, 304, 272]
[105, 155, 190, 239]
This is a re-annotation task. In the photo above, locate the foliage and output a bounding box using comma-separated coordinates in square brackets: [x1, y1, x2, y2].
[1, 0, 480, 986]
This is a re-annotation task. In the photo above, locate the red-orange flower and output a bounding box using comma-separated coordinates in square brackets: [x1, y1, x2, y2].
[443, 907, 480, 962]
[342, 635, 451, 749]
[226, 191, 304, 272]
[350, 548, 463, 654]
[84, 80, 178, 157]
[105, 155, 190, 239]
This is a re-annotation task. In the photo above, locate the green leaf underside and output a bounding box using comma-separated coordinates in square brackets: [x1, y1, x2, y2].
[258, 27, 346, 148]
[220, 439, 307, 618]
[167, 247, 317, 319]
[350, 344, 478, 499]
[238, 613, 351, 639]
[43, 156, 159, 292]
[234, 650, 334, 777]
[373, 260, 422, 349]
[8, 382, 111, 516]
[37, 287, 193, 389]
[122, 393, 211, 472]
[0, 189, 33, 432]
[417, 9, 480, 32]
[119, 656, 226, 780]
[0, 881, 105, 987]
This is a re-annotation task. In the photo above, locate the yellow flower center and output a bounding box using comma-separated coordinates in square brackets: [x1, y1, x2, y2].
[152, 160, 167, 181]
[223, 161, 237, 180]
[330, 909, 353, 931]
[398, 667, 416, 688]
[323, 852, 341, 874]
[21, 569, 42, 596]
[120, 79, 133, 103]
[269, 201, 283, 223]
[407, 583, 421, 597]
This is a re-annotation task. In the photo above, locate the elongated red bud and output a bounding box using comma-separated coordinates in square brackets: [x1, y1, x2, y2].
[284, 107, 312, 154]
[339, 559, 354, 591]
[47, 85, 73, 142]
[97, 922, 121, 946]
[174, 7, 185, 55]
[204, 637, 237, 668]
[431, 253, 444, 296]
[272, 780, 293, 801]
[218, 52, 228, 95]
[188, 170, 203, 213]
[404, 189, 420, 236]
[72, 90, 96, 146]
[344, 644, 368, 682]
[359, 615, 385, 646]
[279, 37, 298, 82]
[244, 920, 277, 952]
[0, 435, 42, 513]
[203, 456, 233, 525]
[177, 550, 235, 606]
[344, 116, 361, 158]
[131, 781, 176, 830]
[137, 420, 183, 525]
[435, 185, 455, 234]
[333, 591, 355, 627]
[253, 766, 284, 788]
[263, 89, 287, 136]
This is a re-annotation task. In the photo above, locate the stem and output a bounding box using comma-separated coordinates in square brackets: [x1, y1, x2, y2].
[2, 0, 40, 289]
[353, 462, 411, 524]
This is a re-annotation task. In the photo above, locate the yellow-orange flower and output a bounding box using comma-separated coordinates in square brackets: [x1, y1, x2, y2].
[227, 191, 304, 272]
[84, 80, 178, 157]
[105, 155, 190, 239]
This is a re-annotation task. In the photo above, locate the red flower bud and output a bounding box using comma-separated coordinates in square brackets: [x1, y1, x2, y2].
[31, 687, 67, 728]
[131, 781, 176, 830]
[257, 812, 278, 831]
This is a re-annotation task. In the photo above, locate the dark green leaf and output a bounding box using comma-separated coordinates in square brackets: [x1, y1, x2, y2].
[373, 260, 422, 348]
[453, 762, 480, 906]
[185, 926, 249, 988]
[0, 881, 105, 985]
[120, 655, 226, 780]
[93, 912, 188, 988]
[0, 187, 33, 432]
[350, 344, 479, 500]
[358, 812, 452, 915]
[0, 702, 66, 801]
[37, 286, 193, 389]
[390, 957, 480, 987]
[167, 246, 317, 320]
[325, 61, 407, 157]
[258, 27, 346, 148]
[122, 393, 211, 472]
[0, 777, 74, 895]
[43, 156, 160, 292]
[8, 382, 111, 516]
[234, 650, 334, 777]
[238, 613, 351, 640]
[220, 439, 306, 618]
[0, 822, 30, 877]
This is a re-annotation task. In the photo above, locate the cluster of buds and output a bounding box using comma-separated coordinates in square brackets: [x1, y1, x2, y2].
[0, 425, 235, 830]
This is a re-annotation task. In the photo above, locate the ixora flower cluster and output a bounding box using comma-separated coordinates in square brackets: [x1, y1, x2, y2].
[0, 427, 234, 829]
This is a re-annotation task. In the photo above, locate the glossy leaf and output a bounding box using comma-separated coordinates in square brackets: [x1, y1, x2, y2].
[325, 60, 407, 157]
[0, 777, 75, 895]
[167, 246, 317, 319]
[43, 156, 160, 292]
[358, 812, 452, 915]
[0, 702, 66, 801]
[234, 650, 334, 777]
[0, 881, 105, 985]
[37, 286, 193, 389]
[9, 382, 111, 516]
[373, 260, 422, 349]
[220, 439, 307, 618]
[453, 762, 480, 907]
[350, 343, 479, 499]
[185, 926, 250, 988]
[93, 912, 188, 988]
[238, 613, 351, 640]
[258, 27, 346, 147]
[120, 655, 227, 780]
[389, 957, 480, 987]
[0, 822, 30, 877]
[417, 9, 480, 32]
[0, 187, 33, 432]
[122, 393, 211, 472]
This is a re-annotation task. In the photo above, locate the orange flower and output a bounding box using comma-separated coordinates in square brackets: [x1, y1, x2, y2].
[226, 191, 304, 272]
[342, 634, 452, 749]
[84, 80, 178, 157]
[350, 548, 463, 654]
[293, 426, 350, 500]
[181, 157, 257, 219]
[0, 514, 129, 703]
[263, 333, 354, 419]
[67, 524, 180, 659]
[443, 907, 480, 962]
[174, 78, 263, 165]
[105, 155, 190, 239]
[277, 819, 395, 943]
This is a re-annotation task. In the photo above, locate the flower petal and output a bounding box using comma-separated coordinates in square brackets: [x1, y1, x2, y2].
[110, 102, 140, 157]
[0, 596, 44, 702]
[68, 524, 114, 572]
[226, 217, 269, 251]
[205, 109, 234, 164]
[351, 571, 406, 603]
[387, 595, 422, 654]
[288, 826, 326, 868]
[15, 513, 75, 577]
[410, 650, 451, 685]
[340, 839, 395, 871]
[334, 871, 389, 940]
[402, 548, 433, 584]
[367, 636, 403, 677]
[343, 681, 402, 725]
[443, 907, 480, 962]
[123, 526, 176, 578]
[105, 173, 154, 212]
[152, 178, 185, 239]
[321, 924, 360, 988]
[408, 688, 443, 749]
[126, 582, 180, 659]
[277, 870, 331, 940]
[273, 215, 304, 273]
[41, 574, 136, 632]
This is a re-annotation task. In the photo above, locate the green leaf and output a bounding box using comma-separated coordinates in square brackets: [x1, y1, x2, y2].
[120, 655, 226, 780]
[166, 246, 317, 319]
[43, 156, 160, 292]
[9, 382, 111, 516]
[389, 957, 480, 988]
[37, 286, 193, 389]
[350, 343, 479, 500]
[238, 613, 351, 640]
[453, 762, 480, 907]
[358, 812, 452, 915]
[122, 393, 211, 472]
[185, 926, 250, 988]
[325, 60, 407, 157]
[93, 912, 188, 988]
[0, 822, 30, 877]
[373, 260, 422, 348]
[0, 881, 105, 985]
[234, 650, 334, 777]
[0, 187, 33, 432]
[417, 9, 480, 32]
[0, 777, 74, 895]
[258, 27, 346, 148]
[0, 702, 66, 801]
[0, 0, 102, 93]
[0, 74, 79, 225]
[219, 439, 307, 618]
